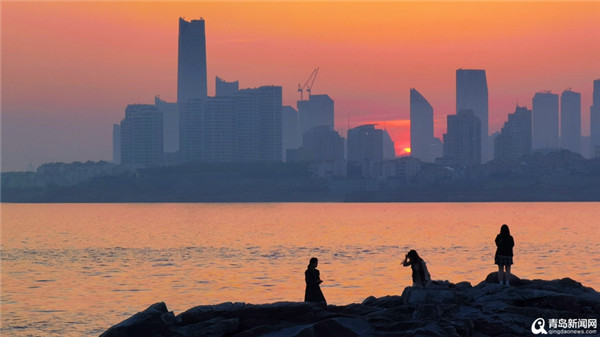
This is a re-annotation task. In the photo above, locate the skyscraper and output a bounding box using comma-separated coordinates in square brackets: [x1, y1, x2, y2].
[560, 89, 581, 154]
[456, 69, 488, 162]
[532, 91, 559, 149]
[591, 79, 600, 157]
[297, 94, 334, 135]
[440, 109, 481, 166]
[177, 18, 207, 103]
[120, 104, 163, 166]
[178, 18, 207, 163]
[410, 88, 434, 162]
[494, 105, 532, 160]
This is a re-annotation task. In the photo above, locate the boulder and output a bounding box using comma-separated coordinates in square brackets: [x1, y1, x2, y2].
[100, 302, 174, 337]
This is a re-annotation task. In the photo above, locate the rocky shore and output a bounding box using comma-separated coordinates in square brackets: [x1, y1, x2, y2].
[101, 273, 600, 337]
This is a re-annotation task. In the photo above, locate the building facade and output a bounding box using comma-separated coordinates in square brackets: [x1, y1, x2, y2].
[177, 18, 207, 103]
[590, 79, 600, 157]
[560, 89, 581, 154]
[282, 105, 300, 161]
[216, 76, 239, 97]
[494, 105, 532, 160]
[302, 126, 345, 162]
[120, 104, 163, 166]
[155, 96, 179, 154]
[410, 88, 435, 162]
[456, 69, 489, 162]
[440, 109, 481, 166]
[532, 91, 559, 149]
[112, 124, 121, 165]
[297, 94, 334, 136]
[347, 124, 395, 163]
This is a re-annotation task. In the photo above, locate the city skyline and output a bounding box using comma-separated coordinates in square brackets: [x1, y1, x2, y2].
[2, 1, 599, 171]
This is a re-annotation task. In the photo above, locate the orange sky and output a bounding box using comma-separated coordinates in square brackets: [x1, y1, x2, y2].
[2, 1, 599, 170]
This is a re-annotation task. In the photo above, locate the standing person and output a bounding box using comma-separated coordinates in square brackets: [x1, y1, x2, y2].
[402, 250, 431, 288]
[495, 224, 515, 286]
[304, 257, 326, 305]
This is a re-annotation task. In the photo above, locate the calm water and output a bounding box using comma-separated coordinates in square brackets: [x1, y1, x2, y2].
[1, 202, 599, 336]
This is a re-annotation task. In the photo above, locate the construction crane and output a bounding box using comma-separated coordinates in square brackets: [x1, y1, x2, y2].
[298, 67, 319, 101]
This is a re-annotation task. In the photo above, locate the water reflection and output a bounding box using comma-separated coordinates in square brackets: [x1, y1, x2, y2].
[1, 202, 599, 337]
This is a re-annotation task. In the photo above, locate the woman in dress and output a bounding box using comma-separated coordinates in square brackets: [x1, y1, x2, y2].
[495, 224, 515, 286]
[304, 257, 326, 304]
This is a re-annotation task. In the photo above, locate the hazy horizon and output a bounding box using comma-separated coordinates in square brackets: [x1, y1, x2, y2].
[2, 1, 599, 172]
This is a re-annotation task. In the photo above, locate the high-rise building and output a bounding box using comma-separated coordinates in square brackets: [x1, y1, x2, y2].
[302, 126, 345, 162]
[494, 105, 532, 160]
[177, 18, 207, 103]
[238, 86, 282, 162]
[202, 96, 237, 162]
[410, 88, 434, 162]
[199, 85, 283, 162]
[456, 69, 488, 162]
[560, 89, 581, 154]
[155, 96, 179, 154]
[120, 104, 163, 166]
[282, 105, 299, 161]
[532, 91, 559, 149]
[178, 17, 207, 163]
[216, 76, 239, 97]
[347, 124, 394, 163]
[439, 109, 481, 166]
[112, 124, 121, 165]
[591, 79, 600, 157]
[297, 94, 334, 135]
[382, 129, 395, 160]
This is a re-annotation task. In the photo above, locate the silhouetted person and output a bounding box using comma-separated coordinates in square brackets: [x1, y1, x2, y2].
[495, 224, 514, 286]
[304, 257, 326, 305]
[402, 250, 431, 288]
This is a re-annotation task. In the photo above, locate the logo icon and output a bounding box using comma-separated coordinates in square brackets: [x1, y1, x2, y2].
[531, 318, 548, 335]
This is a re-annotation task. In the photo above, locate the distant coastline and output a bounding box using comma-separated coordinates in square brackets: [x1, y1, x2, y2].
[3, 150, 599, 203]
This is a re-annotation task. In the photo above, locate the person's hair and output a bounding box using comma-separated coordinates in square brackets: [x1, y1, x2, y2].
[500, 224, 510, 236]
[308, 257, 318, 268]
[407, 250, 422, 263]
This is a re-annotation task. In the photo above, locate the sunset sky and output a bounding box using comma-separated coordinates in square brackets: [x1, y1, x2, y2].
[2, 1, 599, 171]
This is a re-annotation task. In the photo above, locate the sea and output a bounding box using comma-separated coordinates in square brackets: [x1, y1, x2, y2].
[1, 202, 599, 336]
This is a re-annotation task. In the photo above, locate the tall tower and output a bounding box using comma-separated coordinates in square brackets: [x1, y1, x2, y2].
[456, 69, 488, 162]
[410, 88, 434, 162]
[177, 18, 207, 103]
[591, 79, 600, 157]
[560, 89, 581, 154]
[532, 91, 559, 149]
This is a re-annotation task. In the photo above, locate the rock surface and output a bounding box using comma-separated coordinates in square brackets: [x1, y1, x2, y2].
[101, 273, 600, 337]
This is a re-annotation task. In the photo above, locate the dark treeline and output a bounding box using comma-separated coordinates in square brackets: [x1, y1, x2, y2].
[2, 150, 600, 202]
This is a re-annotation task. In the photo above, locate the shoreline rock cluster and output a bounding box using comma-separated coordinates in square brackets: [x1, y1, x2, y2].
[101, 273, 600, 337]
